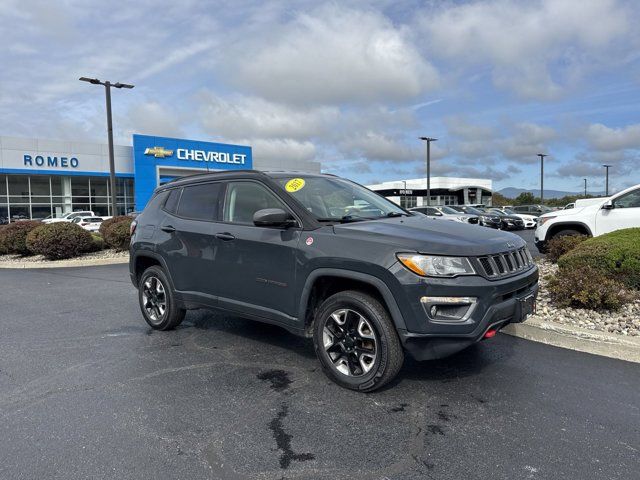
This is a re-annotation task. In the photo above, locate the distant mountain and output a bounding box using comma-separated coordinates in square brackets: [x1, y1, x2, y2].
[497, 187, 606, 199]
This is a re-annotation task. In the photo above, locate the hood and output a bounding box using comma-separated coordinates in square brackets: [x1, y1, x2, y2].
[539, 202, 602, 219]
[332, 215, 526, 256]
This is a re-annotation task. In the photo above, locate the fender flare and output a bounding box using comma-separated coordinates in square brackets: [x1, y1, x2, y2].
[546, 221, 593, 241]
[131, 251, 177, 291]
[298, 268, 407, 331]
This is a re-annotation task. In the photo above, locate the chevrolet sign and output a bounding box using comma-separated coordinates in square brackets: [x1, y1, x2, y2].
[144, 146, 174, 158]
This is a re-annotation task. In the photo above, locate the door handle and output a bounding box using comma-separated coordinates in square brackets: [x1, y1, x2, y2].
[161, 225, 176, 233]
[215, 232, 235, 241]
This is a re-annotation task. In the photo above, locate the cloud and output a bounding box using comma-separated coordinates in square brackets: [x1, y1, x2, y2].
[586, 123, 640, 151]
[419, 0, 632, 99]
[125, 101, 184, 138]
[224, 4, 439, 105]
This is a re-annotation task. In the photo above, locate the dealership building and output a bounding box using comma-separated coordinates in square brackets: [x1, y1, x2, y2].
[368, 177, 493, 208]
[0, 134, 320, 221]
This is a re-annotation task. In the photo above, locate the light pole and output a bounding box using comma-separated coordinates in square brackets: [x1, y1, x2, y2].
[402, 181, 407, 208]
[537, 153, 547, 205]
[584, 178, 587, 197]
[603, 164, 612, 196]
[420, 137, 437, 206]
[79, 77, 134, 216]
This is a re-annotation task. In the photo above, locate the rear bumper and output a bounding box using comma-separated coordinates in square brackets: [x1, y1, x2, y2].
[395, 266, 539, 361]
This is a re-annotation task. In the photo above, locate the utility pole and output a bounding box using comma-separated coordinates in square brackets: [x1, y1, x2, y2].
[537, 153, 547, 205]
[420, 137, 437, 206]
[603, 164, 612, 196]
[402, 180, 407, 208]
[80, 77, 134, 216]
[584, 178, 587, 197]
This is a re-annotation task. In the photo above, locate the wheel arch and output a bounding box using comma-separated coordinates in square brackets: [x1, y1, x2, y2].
[132, 251, 175, 289]
[546, 221, 593, 240]
[298, 269, 407, 336]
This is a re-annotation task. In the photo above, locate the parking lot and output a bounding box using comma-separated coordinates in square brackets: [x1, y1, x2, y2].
[1, 263, 638, 479]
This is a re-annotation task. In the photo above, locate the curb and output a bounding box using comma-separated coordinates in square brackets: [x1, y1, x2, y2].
[0, 257, 129, 269]
[502, 317, 640, 364]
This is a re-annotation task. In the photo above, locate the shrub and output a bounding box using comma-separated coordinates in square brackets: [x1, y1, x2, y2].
[100, 216, 133, 251]
[557, 228, 640, 290]
[546, 234, 587, 263]
[0, 225, 8, 255]
[26, 222, 94, 260]
[91, 233, 105, 251]
[548, 267, 631, 311]
[1, 221, 41, 255]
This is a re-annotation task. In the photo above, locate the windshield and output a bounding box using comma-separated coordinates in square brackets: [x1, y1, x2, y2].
[274, 175, 407, 221]
[502, 208, 517, 214]
[439, 206, 460, 215]
[453, 205, 483, 215]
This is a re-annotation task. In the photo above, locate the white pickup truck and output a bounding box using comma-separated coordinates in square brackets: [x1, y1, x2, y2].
[535, 183, 640, 252]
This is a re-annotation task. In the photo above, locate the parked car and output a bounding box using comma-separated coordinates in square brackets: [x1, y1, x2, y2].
[450, 205, 502, 229]
[410, 206, 479, 224]
[495, 207, 537, 228]
[0, 217, 8, 225]
[511, 205, 554, 217]
[42, 211, 95, 224]
[480, 209, 524, 230]
[130, 171, 538, 392]
[535, 183, 640, 252]
[563, 203, 575, 209]
[71, 216, 104, 232]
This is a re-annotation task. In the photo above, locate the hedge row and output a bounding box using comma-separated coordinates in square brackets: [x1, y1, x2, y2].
[0, 218, 132, 260]
[549, 228, 640, 311]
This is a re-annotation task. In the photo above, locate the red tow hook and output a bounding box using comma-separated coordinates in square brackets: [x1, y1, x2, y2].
[483, 329, 498, 339]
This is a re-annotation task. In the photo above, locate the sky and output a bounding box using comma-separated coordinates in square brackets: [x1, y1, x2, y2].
[1, 0, 639, 194]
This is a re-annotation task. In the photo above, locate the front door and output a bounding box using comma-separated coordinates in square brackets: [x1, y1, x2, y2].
[595, 188, 640, 235]
[214, 180, 301, 322]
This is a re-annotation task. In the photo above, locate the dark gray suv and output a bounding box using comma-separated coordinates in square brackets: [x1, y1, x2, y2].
[130, 171, 538, 392]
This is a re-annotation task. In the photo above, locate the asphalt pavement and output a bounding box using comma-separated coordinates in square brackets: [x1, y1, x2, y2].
[1, 264, 638, 480]
[512, 228, 539, 257]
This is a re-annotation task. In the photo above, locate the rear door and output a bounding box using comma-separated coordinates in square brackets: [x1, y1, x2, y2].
[157, 183, 223, 299]
[595, 187, 640, 235]
[213, 180, 301, 321]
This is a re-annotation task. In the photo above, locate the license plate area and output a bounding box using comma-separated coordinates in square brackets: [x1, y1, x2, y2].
[518, 294, 536, 320]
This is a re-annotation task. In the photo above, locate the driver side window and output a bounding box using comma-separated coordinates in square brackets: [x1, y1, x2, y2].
[223, 182, 289, 225]
[613, 189, 640, 208]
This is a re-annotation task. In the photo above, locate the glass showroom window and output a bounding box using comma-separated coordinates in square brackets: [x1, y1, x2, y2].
[0, 175, 7, 222]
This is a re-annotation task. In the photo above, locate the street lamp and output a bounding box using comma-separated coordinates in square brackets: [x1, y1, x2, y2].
[420, 137, 437, 206]
[603, 164, 612, 196]
[584, 178, 587, 197]
[79, 77, 134, 216]
[402, 180, 407, 208]
[537, 153, 548, 204]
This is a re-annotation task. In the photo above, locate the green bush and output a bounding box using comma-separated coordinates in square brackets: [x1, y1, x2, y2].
[91, 233, 105, 251]
[0, 221, 42, 255]
[26, 222, 94, 260]
[100, 216, 132, 251]
[0, 225, 8, 255]
[546, 234, 587, 263]
[557, 228, 640, 290]
[548, 267, 631, 311]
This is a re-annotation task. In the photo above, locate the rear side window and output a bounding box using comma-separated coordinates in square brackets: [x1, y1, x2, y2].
[176, 183, 222, 221]
[163, 189, 181, 214]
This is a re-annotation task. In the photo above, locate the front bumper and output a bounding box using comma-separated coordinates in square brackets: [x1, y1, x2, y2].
[391, 265, 539, 361]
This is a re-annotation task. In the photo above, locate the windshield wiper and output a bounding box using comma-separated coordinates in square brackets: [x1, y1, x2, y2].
[385, 212, 406, 218]
[315, 215, 366, 223]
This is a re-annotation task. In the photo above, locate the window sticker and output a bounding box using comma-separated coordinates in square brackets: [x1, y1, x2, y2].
[285, 178, 306, 192]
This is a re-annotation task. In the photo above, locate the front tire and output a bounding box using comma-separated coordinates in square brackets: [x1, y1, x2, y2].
[313, 291, 404, 392]
[138, 266, 185, 330]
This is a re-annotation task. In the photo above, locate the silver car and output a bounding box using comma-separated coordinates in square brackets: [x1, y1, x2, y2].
[410, 206, 479, 224]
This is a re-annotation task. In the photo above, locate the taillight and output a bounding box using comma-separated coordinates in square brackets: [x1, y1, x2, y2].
[130, 220, 137, 236]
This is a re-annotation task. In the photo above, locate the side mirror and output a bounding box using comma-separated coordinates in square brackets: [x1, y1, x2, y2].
[253, 208, 297, 228]
[602, 201, 614, 210]
[434, 211, 443, 216]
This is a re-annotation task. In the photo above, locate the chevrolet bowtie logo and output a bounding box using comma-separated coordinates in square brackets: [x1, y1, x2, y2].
[144, 146, 174, 158]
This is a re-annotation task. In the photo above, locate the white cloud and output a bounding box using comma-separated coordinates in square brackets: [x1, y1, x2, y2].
[224, 4, 439, 105]
[419, 0, 632, 99]
[586, 123, 640, 151]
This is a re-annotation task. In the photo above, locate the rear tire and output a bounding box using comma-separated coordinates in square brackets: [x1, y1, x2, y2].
[138, 266, 185, 330]
[313, 290, 404, 392]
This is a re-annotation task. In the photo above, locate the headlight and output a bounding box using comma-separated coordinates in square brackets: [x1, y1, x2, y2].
[457, 216, 467, 222]
[538, 216, 556, 226]
[397, 254, 475, 277]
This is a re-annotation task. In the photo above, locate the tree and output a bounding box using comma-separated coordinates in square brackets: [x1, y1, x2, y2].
[513, 192, 538, 205]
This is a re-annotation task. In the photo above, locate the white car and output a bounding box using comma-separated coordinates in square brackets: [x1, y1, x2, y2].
[496, 207, 537, 228]
[410, 206, 480, 224]
[71, 216, 104, 232]
[42, 211, 95, 224]
[535, 184, 640, 252]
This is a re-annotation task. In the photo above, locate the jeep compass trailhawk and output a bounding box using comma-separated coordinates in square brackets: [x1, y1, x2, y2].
[130, 171, 538, 392]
